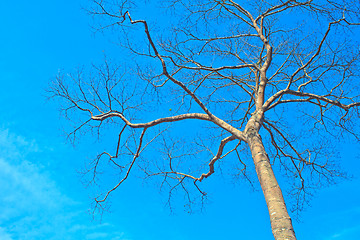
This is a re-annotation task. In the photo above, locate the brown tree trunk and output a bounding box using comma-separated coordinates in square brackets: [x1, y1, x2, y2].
[246, 129, 297, 240]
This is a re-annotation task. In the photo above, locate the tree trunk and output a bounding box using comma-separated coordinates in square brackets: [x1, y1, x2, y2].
[247, 130, 297, 240]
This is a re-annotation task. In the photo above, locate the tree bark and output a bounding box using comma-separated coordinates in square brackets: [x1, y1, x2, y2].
[246, 128, 297, 240]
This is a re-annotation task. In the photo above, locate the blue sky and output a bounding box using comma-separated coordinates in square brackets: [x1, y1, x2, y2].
[0, 0, 360, 239]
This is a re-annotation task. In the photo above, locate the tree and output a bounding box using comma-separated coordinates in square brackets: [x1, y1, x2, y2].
[49, 0, 360, 239]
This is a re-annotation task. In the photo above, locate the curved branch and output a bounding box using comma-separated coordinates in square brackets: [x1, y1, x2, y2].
[122, 11, 214, 117]
[286, 18, 345, 89]
[95, 128, 147, 203]
[197, 135, 236, 181]
[264, 89, 360, 111]
[92, 112, 211, 127]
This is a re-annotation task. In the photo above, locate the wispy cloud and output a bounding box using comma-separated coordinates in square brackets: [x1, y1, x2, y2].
[322, 207, 360, 240]
[0, 227, 12, 240]
[328, 225, 360, 240]
[0, 128, 129, 240]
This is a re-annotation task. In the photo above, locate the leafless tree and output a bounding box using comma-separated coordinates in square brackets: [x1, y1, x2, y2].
[49, 0, 360, 239]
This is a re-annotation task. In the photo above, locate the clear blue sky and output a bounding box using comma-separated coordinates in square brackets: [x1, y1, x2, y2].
[0, 0, 359, 239]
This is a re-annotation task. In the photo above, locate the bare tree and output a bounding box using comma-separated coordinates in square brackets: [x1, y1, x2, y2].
[49, 0, 360, 239]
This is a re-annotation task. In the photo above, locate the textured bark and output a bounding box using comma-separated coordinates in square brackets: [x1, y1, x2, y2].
[247, 130, 296, 240]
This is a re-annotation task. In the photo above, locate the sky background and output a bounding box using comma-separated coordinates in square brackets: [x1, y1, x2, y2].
[0, 0, 360, 239]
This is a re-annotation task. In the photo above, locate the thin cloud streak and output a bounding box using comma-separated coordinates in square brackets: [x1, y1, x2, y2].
[329, 225, 360, 240]
[0, 128, 129, 240]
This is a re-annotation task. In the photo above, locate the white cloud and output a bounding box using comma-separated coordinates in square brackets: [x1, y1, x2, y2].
[322, 207, 360, 240]
[86, 232, 110, 239]
[0, 128, 129, 240]
[329, 225, 360, 240]
[0, 227, 13, 240]
[0, 128, 39, 159]
[0, 128, 70, 220]
[0, 157, 72, 213]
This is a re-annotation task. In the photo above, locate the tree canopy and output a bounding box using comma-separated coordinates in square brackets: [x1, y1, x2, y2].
[50, 1, 360, 239]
